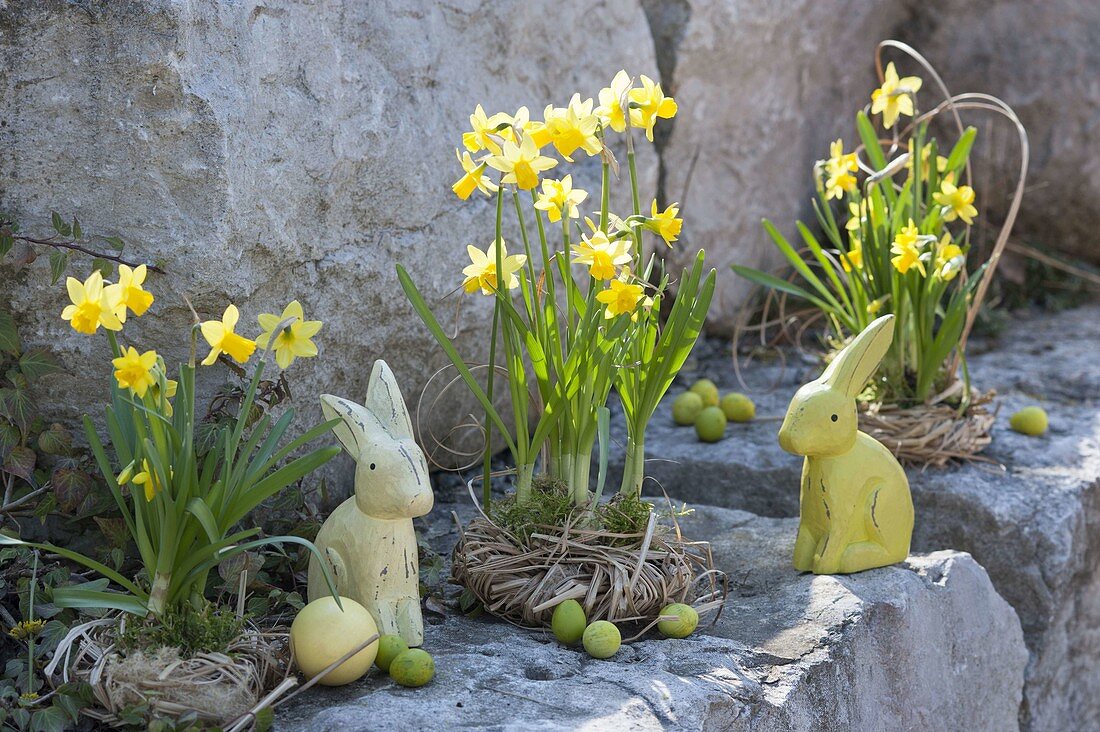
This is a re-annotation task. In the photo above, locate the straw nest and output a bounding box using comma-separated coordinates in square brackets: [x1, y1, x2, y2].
[451, 509, 726, 634]
[859, 389, 997, 467]
[45, 616, 295, 732]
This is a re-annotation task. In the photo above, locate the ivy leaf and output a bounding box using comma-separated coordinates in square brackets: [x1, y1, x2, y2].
[0, 386, 33, 430]
[71, 217, 82, 241]
[48, 251, 68, 285]
[37, 424, 72, 456]
[50, 211, 64, 234]
[0, 309, 19, 356]
[2, 446, 36, 481]
[52, 468, 94, 513]
[30, 706, 70, 732]
[92, 258, 113, 279]
[94, 516, 130, 549]
[20, 349, 60, 381]
[103, 236, 125, 252]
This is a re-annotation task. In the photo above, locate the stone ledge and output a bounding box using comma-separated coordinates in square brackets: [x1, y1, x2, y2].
[607, 304, 1100, 731]
[279, 504, 1026, 731]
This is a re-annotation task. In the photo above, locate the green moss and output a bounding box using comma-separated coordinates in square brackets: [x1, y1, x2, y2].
[490, 475, 575, 543]
[597, 494, 654, 545]
[118, 603, 245, 657]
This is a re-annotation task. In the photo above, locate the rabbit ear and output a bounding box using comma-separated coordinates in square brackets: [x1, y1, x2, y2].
[364, 360, 415, 440]
[320, 394, 379, 458]
[820, 314, 895, 397]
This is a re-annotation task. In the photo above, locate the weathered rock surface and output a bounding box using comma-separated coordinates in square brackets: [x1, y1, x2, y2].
[280, 502, 1026, 731]
[652, 0, 914, 332]
[608, 304, 1100, 731]
[897, 0, 1100, 266]
[0, 0, 658, 475]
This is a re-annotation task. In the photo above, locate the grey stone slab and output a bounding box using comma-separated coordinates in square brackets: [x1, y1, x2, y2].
[279, 503, 1026, 731]
[607, 304, 1100, 730]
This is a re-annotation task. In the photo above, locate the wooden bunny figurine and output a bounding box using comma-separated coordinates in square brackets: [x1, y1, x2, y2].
[307, 360, 434, 646]
[777, 314, 913, 575]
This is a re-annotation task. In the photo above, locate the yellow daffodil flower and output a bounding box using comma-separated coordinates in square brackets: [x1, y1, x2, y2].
[540, 94, 602, 161]
[486, 133, 557, 191]
[890, 219, 927, 276]
[867, 298, 885, 315]
[596, 277, 646, 319]
[61, 271, 123, 335]
[907, 141, 948, 178]
[871, 62, 922, 129]
[645, 200, 683, 245]
[846, 199, 875, 232]
[462, 104, 511, 155]
[123, 458, 167, 502]
[628, 75, 677, 141]
[841, 242, 863, 273]
[200, 304, 256, 366]
[462, 241, 526, 295]
[933, 178, 978, 225]
[534, 175, 588, 222]
[105, 264, 154, 322]
[824, 139, 859, 200]
[934, 234, 965, 281]
[151, 376, 177, 417]
[596, 70, 633, 133]
[256, 300, 323, 369]
[452, 150, 498, 200]
[571, 231, 631, 281]
[112, 346, 158, 397]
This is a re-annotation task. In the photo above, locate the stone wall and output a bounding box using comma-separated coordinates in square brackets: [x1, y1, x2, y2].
[2, 1, 1097, 488]
[0, 0, 658, 475]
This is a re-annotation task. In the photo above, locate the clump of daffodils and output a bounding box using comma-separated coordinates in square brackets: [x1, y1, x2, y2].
[400, 71, 714, 508]
[735, 55, 991, 407]
[21, 264, 341, 621]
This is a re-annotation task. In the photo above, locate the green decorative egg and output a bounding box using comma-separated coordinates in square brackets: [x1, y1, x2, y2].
[551, 599, 587, 645]
[582, 620, 621, 659]
[657, 603, 699, 638]
[690, 379, 720, 407]
[374, 634, 409, 673]
[389, 648, 435, 687]
[694, 406, 727, 443]
[720, 392, 756, 423]
[1010, 406, 1048, 436]
[671, 391, 704, 425]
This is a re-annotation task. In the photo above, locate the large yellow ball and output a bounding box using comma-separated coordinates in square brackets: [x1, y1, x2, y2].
[290, 596, 379, 686]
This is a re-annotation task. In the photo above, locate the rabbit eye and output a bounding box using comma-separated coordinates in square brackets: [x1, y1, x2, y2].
[369, 463, 376, 470]
[830, 414, 838, 422]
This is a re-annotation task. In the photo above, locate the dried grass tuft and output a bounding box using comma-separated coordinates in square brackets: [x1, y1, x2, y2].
[859, 387, 997, 467]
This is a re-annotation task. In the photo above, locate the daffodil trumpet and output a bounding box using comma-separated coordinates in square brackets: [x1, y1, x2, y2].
[400, 71, 715, 509]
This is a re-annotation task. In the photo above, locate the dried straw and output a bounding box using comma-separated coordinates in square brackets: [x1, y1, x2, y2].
[859, 387, 997, 467]
[46, 615, 293, 730]
[451, 510, 725, 631]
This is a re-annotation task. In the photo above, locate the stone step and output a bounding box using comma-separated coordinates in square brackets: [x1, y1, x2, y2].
[606, 304, 1100, 731]
[278, 503, 1026, 731]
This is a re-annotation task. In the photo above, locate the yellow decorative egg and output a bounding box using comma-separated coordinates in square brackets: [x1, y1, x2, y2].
[672, 391, 705, 425]
[720, 392, 756, 423]
[389, 648, 435, 687]
[657, 603, 699, 638]
[695, 406, 727, 442]
[290, 596, 379, 686]
[690, 379, 720, 407]
[551, 599, 587, 645]
[1010, 406, 1048, 436]
[582, 620, 621, 659]
[375, 634, 409, 672]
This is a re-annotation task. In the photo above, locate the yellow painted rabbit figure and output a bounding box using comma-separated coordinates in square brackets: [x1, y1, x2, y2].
[307, 360, 434, 646]
[778, 315, 913, 574]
